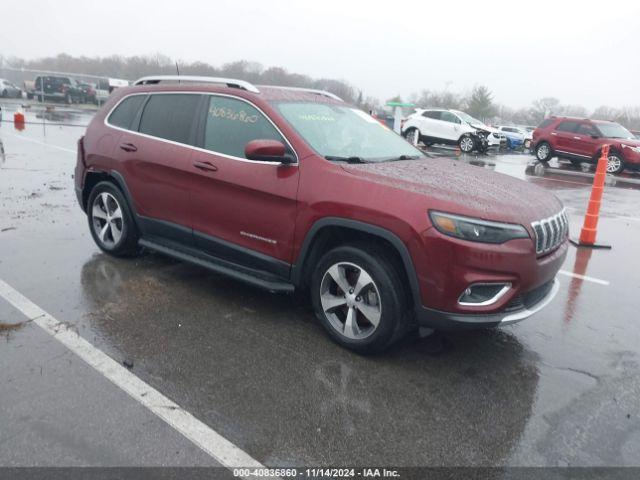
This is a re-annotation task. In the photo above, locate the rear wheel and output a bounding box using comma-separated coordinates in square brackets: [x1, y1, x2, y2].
[535, 141, 552, 162]
[87, 181, 140, 257]
[310, 244, 408, 353]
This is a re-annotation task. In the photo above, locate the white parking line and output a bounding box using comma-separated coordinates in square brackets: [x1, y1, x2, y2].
[1, 130, 77, 153]
[558, 270, 610, 286]
[0, 278, 267, 477]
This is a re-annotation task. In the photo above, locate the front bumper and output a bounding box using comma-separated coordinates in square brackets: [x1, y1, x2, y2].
[416, 278, 560, 330]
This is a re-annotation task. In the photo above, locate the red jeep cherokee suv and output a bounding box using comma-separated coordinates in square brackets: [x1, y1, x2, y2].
[532, 116, 640, 174]
[75, 76, 568, 353]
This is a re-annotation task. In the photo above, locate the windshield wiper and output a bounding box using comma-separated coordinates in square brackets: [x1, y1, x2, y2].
[380, 154, 423, 162]
[324, 155, 368, 164]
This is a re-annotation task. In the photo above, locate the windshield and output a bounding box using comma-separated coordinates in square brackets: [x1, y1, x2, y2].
[275, 102, 424, 162]
[596, 123, 634, 139]
[454, 111, 484, 126]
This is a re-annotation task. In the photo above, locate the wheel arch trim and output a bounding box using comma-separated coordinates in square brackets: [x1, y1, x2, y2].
[83, 169, 140, 228]
[291, 217, 423, 310]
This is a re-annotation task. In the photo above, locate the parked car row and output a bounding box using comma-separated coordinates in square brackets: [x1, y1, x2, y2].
[11, 75, 129, 105]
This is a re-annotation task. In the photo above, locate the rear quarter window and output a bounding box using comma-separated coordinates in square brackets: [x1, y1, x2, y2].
[555, 121, 580, 133]
[108, 95, 147, 130]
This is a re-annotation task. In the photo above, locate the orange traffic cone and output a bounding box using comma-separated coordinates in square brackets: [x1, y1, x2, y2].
[569, 145, 611, 249]
[13, 110, 26, 131]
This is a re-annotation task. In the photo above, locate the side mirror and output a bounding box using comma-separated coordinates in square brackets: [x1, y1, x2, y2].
[245, 139, 294, 164]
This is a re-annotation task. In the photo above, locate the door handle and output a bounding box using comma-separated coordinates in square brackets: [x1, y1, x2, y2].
[193, 161, 218, 172]
[573, 136, 581, 140]
[119, 142, 137, 152]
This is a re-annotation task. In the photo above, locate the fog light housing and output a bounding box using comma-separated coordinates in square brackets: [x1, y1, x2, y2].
[458, 283, 511, 306]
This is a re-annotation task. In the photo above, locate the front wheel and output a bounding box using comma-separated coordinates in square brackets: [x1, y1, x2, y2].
[535, 141, 552, 162]
[606, 153, 624, 174]
[310, 244, 408, 353]
[87, 181, 140, 257]
[458, 134, 475, 153]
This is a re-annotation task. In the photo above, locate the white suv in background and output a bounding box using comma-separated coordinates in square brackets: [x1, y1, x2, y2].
[402, 108, 505, 152]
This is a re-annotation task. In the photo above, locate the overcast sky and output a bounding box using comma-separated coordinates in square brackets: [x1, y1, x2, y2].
[1, 0, 639, 110]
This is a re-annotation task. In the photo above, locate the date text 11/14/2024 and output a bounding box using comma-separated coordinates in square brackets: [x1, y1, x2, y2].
[233, 468, 401, 478]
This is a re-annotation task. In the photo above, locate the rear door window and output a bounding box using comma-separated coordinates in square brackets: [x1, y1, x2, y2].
[576, 123, 597, 136]
[422, 110, 441, 120]
[203, 96, 287, 159]
[555, 121, 580, 133]
[108, 95, 147, 130]
[440, 111, 460, 124]
[139, 94, 201, 144]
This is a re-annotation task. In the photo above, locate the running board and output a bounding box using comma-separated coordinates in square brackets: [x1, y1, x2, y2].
[139, 239, 295, 294]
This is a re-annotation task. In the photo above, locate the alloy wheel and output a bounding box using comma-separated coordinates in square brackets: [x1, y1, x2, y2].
[460, 136, 474, 153]
[537, 144, 550, 160]
[91, 192, 124, 248]
[319, 262, 382, 340]
[606, 155, 622, 174]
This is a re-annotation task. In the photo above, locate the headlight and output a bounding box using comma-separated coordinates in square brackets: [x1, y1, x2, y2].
[429, 211, 530, 244]
[622, 144, 640, 154]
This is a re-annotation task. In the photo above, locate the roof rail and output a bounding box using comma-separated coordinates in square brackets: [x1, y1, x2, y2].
[133, 75, 260, 93]
[258, 85, 343, 102]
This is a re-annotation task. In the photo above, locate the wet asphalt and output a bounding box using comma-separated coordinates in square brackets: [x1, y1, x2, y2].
[0, 105, 639, 468]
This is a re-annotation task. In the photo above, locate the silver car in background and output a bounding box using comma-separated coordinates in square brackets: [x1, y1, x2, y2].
[0, 78, 23, 98]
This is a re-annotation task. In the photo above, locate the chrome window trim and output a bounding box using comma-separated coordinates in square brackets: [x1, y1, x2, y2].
[103, 91, 299, 166]
[555, 149, 590, 158]
[458, 283, 512, 307]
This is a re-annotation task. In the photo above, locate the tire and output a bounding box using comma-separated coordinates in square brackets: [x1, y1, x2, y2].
[605, 152, 624, 174]
[310, 243, 409, 354]
[403, 128, 420, 147]
[535, 141, 552, 162]
[458, 134, 475, 153]
[87, 181, 140, 257]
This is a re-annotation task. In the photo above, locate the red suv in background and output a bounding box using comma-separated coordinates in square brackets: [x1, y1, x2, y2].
[75, 75, 567, 353]
[532, 117, 640, 174]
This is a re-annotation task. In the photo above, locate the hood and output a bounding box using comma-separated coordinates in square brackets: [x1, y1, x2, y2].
[615, 138, 640, 147]
[470, 123, 498, 133]
[342, 157, 563, 226]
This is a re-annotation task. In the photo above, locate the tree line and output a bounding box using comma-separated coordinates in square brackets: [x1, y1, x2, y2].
[0, 53, 374, 107]
[2, 53, 638, 130]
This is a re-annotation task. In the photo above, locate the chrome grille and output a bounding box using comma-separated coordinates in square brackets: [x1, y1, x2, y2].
[531, 209, 568, 255]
